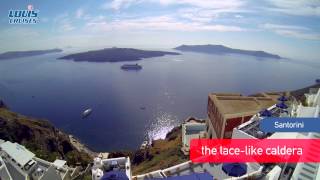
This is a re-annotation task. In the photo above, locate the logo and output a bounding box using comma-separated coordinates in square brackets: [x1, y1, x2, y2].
[8, 5, 39, 24]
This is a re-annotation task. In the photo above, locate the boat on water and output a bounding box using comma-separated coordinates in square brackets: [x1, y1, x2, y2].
[120, 63, 142, 70]
[140, 106, 146, 110]
[140, 141, 149, 150]
[82, 108, 92, 118]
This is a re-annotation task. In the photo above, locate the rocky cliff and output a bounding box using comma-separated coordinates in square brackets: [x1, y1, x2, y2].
[0, 102, 92, 167]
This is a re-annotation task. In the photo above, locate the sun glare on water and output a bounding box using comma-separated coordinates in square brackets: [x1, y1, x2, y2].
[147, 111, 179, 141]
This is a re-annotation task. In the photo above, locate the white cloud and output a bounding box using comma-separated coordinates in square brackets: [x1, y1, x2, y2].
[103, 0, 245, 10]
[178, 8, 217, 23]
[53, 13, 75, 32]
[104, 0, 320, 17]
[103, 0, 142, 10]
[177, 7, 250, 23]
[263, 23, 310, 31]
[40, 17, 49, 23]
[267, 0, 320, 16]
[274, 29, 320, 40]
[102, 0, 249, 31]
[157, 0, 245, 9]
[0, 27, 40, 40]
[86, 15, 245, 32]
[100, 0, 250, 34]
[60, 22, 75, 32]
[262, 23, 320, 40]
[76, 8, 84, 19]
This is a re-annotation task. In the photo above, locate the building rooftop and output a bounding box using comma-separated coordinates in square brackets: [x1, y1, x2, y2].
[53, 159, 67, 169]
[295, 104, 319, 117]
[305, 88, 320, 106]
[92, 157, 132, 180]
[3, 160, 25, 180]
[134, 161, 261, 180]
[0, 139, 5, 145]
[255, 97, 278, 108]
[209, 93, 278, 116]
[0, 140, 77, 180]
[0, 156, 12, 180]
[264, 92, 285, 101]
[0, 141, 35, 167]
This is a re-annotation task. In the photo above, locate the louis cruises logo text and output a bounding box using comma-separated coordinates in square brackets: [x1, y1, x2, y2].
[8, 5, 39, 24]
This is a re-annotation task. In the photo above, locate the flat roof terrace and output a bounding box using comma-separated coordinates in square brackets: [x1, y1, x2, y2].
[0, 141, 35, 167]
[209, 93, 278, 116]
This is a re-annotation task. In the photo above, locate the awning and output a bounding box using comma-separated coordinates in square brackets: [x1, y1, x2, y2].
[276, 102, 288, 109]
[277, 96, 288, 102]
[222, 163, 247, 177]
[259, 109, 272, 117]
[101, 171, 129, 180]
[150, 173, 213, 180]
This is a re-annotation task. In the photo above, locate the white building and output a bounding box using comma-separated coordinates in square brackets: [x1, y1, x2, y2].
[0, 155, 12, 180]
[290, 88, 320, 118]
[0, 140, 78, 180]
[133, 160, 262, 180]
[305, 88, 320, 107]
[232, 88, 320, 180]
[92, 156, 132, 180]
[181, 118, 207, 155]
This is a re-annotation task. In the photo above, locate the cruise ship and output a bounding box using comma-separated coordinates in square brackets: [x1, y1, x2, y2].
[121, 64, 142, 70]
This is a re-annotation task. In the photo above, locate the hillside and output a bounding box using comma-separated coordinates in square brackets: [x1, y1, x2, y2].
[109, 126, 188, 175]
[59, 47, 180, 62]
[0, 49, 62, 60]
[174, 44, 281, 59]
[0, 100, 92, 167]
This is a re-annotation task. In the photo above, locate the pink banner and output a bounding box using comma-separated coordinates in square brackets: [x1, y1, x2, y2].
[190, 139, 320, 163]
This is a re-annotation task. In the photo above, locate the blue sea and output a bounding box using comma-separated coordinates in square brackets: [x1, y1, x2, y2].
[0, 49, 319, 151]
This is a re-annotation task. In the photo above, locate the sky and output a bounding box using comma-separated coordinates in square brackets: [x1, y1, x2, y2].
[0, 0, 320, 61]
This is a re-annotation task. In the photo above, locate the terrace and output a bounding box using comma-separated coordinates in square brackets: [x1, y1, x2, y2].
[92, 157, 132, 180]
[134, 161, 262, 180]
[181, 118, 207, 155]
[0, 140, 76, 180]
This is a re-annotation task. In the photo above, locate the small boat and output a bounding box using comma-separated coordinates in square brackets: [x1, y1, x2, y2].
[82, 108, 92, 118]
[121, 63, 142, 70]
[140, 106, 146, 110]
[140, 141, 149, 150]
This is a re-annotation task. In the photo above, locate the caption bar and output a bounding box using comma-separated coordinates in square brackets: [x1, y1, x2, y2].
[190, 139, 320, 163]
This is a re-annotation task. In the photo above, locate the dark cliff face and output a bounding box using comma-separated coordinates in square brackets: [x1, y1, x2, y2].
[108, 125, 187, 175]
[0, 106, 91, 167]
[0, 99, 6, 108]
